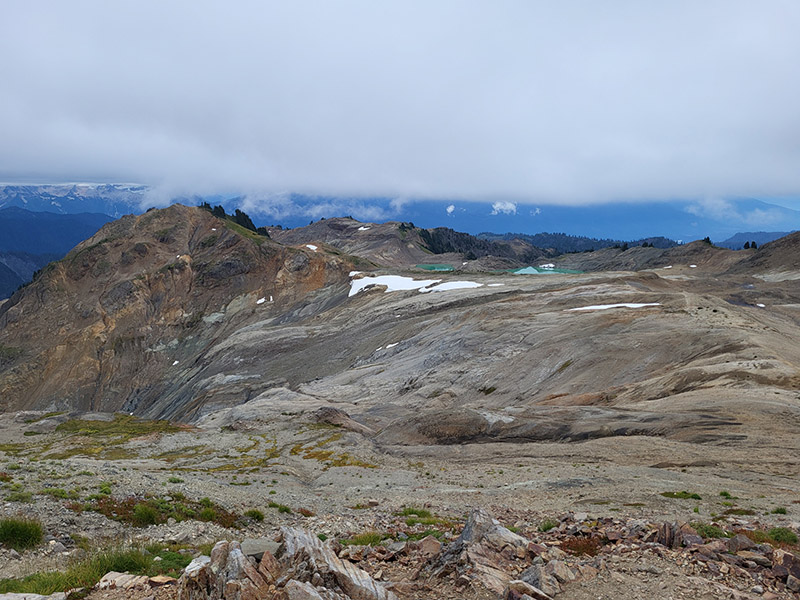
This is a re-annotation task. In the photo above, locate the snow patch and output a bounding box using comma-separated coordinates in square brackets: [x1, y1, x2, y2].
[349, 274, 440, 297]
[689, 264, 697, 268]
[539, 263, 555, 269]
[420, 281, 483, 293]
[306, 244, 318, 251]
[256, 297, 266, 305]
[488, 283, 504, 287]
[567, 303, 661, 312]
[386, 342, 399, 348]
[172, 360, 179, 366]
[357, 226, 370, 231]
[756, 303, 766, 308]
[663, 265, 672, 269]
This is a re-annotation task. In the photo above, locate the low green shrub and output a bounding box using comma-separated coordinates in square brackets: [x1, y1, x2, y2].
[341, 531, 384, 546]
[0, 517, 43, 551]
[133, 503, 161, 526]
[538, 518, 559, 532]
[692, 522, 729, 539]
[244, 509, 264, 522]
[0, 548, 150, 595]
[769, 527, 798, 544]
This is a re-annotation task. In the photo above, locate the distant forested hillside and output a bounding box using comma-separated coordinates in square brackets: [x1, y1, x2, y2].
[478, 232, 678, 254]
[418, 227, 544, 261]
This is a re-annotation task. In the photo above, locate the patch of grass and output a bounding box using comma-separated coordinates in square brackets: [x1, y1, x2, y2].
[723, 508, 756, 516]
[5, 491, 33, 503]
[244, 509, 264, 522]
[661, 491, 702, 500]
[198, 507, 216, 521]
[39, 488, 76, 500]
[768, 527, 798, 544]
[79, 494, 240, 529]
[538, 518, 559, 533]
[691, 522, 729, 539]
[0, 517, 43, 551]
[478, 386, 497, 395]
[167, 476, 184, 484]
[771, 507, 787, 515]
[147, 548, 192, 577]
[133, 503, 161, 526]
[268, 501, 292, 514]
[341, 531, 385, 546]
[398, 507, 433, 519]
[0, 548, 151, 595]
[56, 414, 181, 439]
[154, 445, 212, 463]
[719, 491, 734, 499]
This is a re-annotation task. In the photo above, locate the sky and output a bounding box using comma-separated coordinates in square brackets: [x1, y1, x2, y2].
[1, 0, 800, 221]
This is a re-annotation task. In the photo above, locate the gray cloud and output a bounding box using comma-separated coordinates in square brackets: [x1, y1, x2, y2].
[1, 0, 799, 206]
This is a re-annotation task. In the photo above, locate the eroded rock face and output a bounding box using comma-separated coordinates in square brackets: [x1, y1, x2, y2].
[419, 508, 536, 594]
[0, 205, 353, 418]
[178, 529, 397, 600]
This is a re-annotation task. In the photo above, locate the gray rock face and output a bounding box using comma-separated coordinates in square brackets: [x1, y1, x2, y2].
[422, 508, 534, 594]
[178, 530, 396, 600]
[240, 537, 281, 561]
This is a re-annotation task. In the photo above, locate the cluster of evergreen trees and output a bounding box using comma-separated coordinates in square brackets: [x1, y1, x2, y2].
[743, 241, 758, 249]
[199, 203, 269, 237]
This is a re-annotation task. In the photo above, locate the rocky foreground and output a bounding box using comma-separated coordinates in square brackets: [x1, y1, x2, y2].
[3, 507, 799, 600]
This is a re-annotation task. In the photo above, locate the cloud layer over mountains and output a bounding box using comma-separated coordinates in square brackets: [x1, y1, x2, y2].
[1, 1, 799, 207]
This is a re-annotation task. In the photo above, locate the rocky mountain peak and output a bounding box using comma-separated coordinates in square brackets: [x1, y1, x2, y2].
[0, 205, 355, 416]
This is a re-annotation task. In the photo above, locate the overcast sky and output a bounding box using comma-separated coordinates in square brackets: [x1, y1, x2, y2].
[1, 0, 799, 209]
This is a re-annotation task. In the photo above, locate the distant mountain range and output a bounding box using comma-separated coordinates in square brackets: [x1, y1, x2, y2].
[0, 184, 147, 217]
[717, 231, 796, 250]
[2, 184, 800, 243]
[0, 207, 112, 298]
[478, 232, 678, 253]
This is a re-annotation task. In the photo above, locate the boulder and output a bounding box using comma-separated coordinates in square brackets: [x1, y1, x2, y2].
[503, 579, 554, 600]
[277, 527, 397, 600]
[311, 407, 374, 436]
[241, 537, 282, 561]
[420, 508, 533, 594]
[726, 534, 755, 553]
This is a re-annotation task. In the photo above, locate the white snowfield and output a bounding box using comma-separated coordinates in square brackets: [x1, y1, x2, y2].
[306, 244, 318, 251]
[349, 275, 440, 296]
[348, 274, 492, 297]
[539, 263, 555, 269]
[256, 297, 266, 304]
[357, 226, 370, 231]
[567, 303, 661, 312]
[420, 281, 483, 293]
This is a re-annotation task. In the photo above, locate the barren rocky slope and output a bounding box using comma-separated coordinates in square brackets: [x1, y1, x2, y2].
[0, 209, 799, 598]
